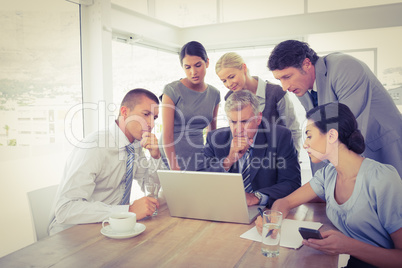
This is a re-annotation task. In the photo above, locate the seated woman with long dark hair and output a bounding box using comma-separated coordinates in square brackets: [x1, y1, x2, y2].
[256, 102, 402, 268]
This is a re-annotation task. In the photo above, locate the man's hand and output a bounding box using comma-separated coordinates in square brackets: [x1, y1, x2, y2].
[255, 199, 290, 235]
[245, 192, 260, 206]
[140, 132, 161, 159]
[223, 135, 252, 170]
[129, 196, 159, 219]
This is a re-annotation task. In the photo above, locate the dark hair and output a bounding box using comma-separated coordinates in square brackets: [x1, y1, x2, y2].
[120, 88, 159, 110]
[179, 41, 208, 66]
[306, 102, 365, 154]
[268, 40, 319, 71]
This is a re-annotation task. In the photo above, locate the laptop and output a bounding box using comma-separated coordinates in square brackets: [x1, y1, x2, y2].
[157, 170, 264, 224]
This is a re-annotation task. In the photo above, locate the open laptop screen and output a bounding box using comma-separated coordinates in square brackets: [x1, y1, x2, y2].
[157, 170, 262, 224]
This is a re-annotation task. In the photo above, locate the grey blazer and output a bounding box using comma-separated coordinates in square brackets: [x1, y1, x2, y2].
[299, 53, 402, 177]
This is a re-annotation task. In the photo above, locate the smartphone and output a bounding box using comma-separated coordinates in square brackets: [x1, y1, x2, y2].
[298, 227, 323, 240]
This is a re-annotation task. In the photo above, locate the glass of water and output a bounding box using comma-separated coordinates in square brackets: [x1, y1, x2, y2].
[144, 182, 161, 216]
[261, 210, 283, 257]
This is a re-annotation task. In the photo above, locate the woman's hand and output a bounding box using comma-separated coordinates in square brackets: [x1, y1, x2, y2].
[302, 229, 350, 255]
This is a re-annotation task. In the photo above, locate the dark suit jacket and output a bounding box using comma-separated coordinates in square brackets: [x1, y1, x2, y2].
[196, 123, 301, 207]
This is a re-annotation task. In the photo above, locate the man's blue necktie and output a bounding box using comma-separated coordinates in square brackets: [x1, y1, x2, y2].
[242, 148, 253, 193]
[120, 144, 136, 205]
[310, 90, 318, 107]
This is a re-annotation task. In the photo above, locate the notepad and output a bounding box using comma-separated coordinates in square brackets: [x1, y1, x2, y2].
[240, 219, 323, 249]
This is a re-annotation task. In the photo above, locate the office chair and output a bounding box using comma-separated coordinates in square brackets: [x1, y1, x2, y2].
[27, 184, 59, 241]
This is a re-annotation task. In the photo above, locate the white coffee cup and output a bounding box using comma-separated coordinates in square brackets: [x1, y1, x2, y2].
[102, 212, 136, 233]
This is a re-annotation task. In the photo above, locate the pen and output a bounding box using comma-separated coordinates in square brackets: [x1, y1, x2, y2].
[258, 207, 273, 238]
[258, 207, 264, 218]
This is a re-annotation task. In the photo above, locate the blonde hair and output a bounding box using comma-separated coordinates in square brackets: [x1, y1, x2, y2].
[215, 52, 249, 75]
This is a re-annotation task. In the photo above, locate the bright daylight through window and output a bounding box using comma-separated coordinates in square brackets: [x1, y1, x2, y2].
[0, 2, 82, 257]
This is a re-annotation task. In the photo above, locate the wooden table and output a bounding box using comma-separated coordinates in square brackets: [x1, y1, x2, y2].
[0, 203, 338, 268]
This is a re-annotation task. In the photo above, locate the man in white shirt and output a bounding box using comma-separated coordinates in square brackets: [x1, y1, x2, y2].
[49, 88, 164, 235]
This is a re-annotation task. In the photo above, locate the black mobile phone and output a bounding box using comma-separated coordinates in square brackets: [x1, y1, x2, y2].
[298, 227, 323, 240]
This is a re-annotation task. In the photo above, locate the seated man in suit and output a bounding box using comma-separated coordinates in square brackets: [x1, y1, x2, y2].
[196, 90, 301, 207]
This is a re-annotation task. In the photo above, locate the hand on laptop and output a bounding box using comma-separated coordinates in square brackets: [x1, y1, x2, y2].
[129, 196, 159, 219]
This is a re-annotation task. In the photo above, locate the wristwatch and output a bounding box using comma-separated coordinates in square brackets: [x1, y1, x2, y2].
[254, 191, 262, 202]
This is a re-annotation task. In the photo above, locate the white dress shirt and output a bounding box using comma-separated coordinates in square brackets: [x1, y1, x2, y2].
[48, 121, 164, 234]
[308, 80, 318, 94]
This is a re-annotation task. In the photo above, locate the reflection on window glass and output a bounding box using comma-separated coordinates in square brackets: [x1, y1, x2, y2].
[0, 1, 82, 158]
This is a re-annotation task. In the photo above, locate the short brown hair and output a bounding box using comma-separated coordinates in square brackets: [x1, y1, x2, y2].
[120, 88, 159, 110]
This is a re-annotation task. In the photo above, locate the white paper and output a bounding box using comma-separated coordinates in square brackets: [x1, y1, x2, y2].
[338, 254, 350, 268]
[240, 219, 323, 249]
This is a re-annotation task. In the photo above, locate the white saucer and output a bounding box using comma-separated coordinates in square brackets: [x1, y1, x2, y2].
[101, 223, 146, 239]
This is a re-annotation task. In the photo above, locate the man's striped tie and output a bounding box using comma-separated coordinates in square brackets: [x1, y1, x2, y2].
[242, 148, 253, 193]
[120, 144, 136, 205]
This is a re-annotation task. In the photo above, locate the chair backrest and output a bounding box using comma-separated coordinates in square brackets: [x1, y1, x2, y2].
[27, 184, 59, 241]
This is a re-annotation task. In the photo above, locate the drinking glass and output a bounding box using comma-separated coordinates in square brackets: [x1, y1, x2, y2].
[144, 182, 161, 216]
[261, 210, 283, 257]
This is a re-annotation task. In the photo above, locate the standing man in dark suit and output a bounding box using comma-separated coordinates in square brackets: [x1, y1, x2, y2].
[196, 90, 301, 208]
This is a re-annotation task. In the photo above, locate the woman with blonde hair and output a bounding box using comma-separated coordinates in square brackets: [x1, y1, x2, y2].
[216, 52, 301, 153]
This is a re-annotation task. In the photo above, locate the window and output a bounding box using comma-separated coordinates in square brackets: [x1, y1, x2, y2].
[112, 41, 182, 138]
[0, 0, 82, 257]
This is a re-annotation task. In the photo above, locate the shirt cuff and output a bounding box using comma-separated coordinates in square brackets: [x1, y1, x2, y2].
[112, 204, 130, 213]
[258, 192, 269, 206]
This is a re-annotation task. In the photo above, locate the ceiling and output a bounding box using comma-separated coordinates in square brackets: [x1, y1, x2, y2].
[111, 0, 402, 28]
[108, 1, 402, 52]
